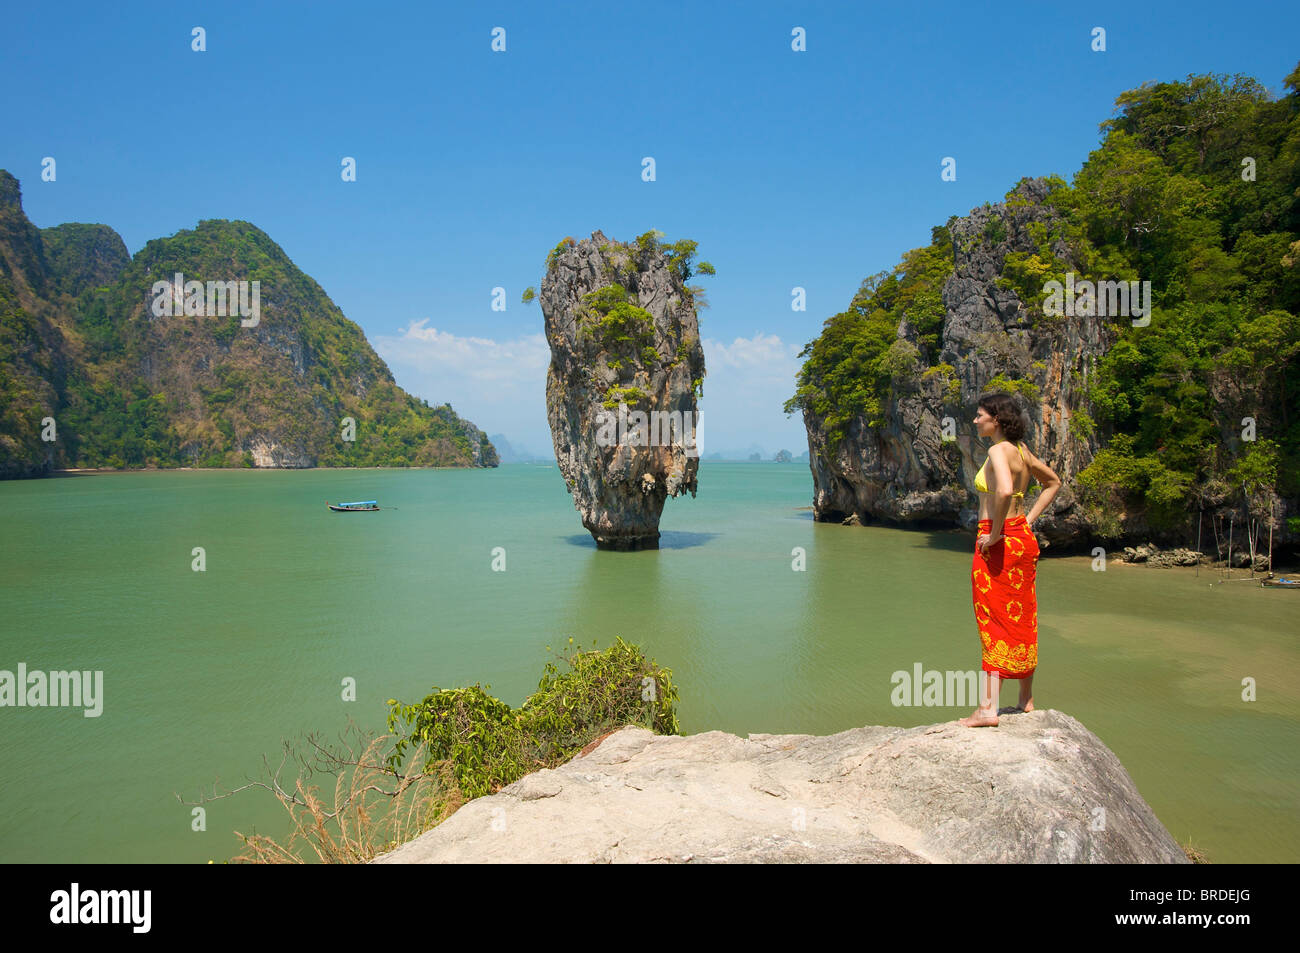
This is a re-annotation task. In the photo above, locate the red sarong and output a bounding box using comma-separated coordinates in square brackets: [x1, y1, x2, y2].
[971, 514, 1039, 678]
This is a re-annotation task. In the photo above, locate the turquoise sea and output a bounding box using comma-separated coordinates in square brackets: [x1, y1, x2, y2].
[0, 463, 1296, 862]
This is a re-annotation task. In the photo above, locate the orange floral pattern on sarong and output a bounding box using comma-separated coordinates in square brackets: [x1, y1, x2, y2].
[971, 515, 1040, 678]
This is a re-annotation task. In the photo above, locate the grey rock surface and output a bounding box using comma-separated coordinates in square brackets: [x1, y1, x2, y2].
[1121, 543, 1206, 566]
[374, 709, 1188, 864]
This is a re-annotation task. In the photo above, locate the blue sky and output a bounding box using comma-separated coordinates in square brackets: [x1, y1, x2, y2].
[3, 1, 1297, 457]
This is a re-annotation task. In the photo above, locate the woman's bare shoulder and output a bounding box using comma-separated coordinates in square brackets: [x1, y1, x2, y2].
[1021, 444, 1061, 480]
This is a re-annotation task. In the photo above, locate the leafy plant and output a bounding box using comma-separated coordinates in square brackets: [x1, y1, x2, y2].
[602, 384, 647, 409]
[385, 638, 680, 800]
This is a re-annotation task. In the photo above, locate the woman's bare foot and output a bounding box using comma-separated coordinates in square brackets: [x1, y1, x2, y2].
[1020, 699, 1034, 712]
[958, 706, 999, 727]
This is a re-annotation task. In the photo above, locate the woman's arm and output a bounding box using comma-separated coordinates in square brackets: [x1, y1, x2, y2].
[1022, 446, 1063, 526]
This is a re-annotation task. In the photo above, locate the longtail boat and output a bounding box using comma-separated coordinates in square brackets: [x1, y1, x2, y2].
[1260, 574, 1300, 589]
[327, 500, 380, 512]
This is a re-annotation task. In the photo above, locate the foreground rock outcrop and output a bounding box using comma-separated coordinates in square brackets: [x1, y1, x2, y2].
[541, 231, 705, 549]
[374, 709, 1187, 864]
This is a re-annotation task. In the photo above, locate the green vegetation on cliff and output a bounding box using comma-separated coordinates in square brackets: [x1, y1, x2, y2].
[1061, 68, 1300, 515]
[524, 228, 712, 412]
[39, 223, 130, 297]
[783, 229, 954, 435]
[0, 176, 496, 475]
[787, 63, 1300, 523]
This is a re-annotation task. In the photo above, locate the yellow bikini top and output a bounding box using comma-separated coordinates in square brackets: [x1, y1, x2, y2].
[975, 441, 1027, 496]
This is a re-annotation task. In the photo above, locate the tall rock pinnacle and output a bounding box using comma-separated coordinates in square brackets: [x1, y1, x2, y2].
[540, 230, 707, 550]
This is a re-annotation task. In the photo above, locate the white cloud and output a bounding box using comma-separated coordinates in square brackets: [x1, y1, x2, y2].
[379, 319, 550, 381]
[700, 333, 807, 453]
[371, 321, 808, 458]
[705, 331, 798, 369]
[373, 320, 551, 452]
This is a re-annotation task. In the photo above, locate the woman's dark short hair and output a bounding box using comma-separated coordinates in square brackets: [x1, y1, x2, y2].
[978, 392, 1028, 442]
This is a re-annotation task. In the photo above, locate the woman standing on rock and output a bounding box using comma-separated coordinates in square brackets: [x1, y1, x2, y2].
[959, 393, 1062, 728]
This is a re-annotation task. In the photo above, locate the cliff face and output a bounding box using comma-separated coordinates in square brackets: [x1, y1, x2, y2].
[0, 170, 496, 475]
[542, 231, 704, 550]
[0, 171, 52, 297]
[0, 171, 65, 477]
[805, 179, 1115, 547]
[461, 419, 498, 468]
[375, 710, 1189, 864]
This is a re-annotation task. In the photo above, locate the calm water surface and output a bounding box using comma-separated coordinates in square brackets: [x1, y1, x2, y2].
[0, 464, 1295, 862]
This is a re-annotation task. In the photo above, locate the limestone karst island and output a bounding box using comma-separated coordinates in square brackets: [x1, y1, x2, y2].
[538, 230, 707, 550]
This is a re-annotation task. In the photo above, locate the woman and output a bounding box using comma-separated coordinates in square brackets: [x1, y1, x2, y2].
[959, 393, 1062, 728]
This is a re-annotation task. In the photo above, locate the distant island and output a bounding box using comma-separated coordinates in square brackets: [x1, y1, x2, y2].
[0, 170, 496, 478]
[488, 433, 554, 464]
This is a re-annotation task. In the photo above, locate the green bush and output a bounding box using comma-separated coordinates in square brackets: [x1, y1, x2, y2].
[545, 237, 576, 271]
[879, 339, 921, 385]
[984, 373, 1040, 404]
[922, 362, 962, 404]
[983, 215, 1008, 245]
[602, 384, 647, 409]
[384, 638, 680, 800]
[1076, 433, 1191, 529]
[1069, 408, 1096, 439]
